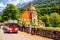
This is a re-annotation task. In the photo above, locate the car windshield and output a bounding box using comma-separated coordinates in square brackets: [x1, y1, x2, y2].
[9, 25, 17, 27]
[5, 23, 18, 27]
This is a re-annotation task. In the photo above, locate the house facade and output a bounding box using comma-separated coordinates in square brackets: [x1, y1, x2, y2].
[38, 20, 45, 27]
[20, 3, 38, 25]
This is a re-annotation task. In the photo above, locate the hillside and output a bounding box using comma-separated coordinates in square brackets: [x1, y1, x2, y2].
[31, 0, 60, 8]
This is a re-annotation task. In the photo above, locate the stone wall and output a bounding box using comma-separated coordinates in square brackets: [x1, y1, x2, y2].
[36, 28, 60, 40]
[19, 27, 60, 40]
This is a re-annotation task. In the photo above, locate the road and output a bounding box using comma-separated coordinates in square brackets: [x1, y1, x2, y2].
[0, 28, 53, 40]
[0, 29, 32, 40]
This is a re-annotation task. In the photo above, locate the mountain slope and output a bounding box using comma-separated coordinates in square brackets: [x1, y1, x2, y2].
[32, 0, 60, 8]
[16, 2, 29, 8]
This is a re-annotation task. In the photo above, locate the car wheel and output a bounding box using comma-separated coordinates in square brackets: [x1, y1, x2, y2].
[3, 28, 7, 33]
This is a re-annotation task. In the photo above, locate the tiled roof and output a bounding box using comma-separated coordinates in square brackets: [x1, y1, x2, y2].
[38, 20, 44, 24]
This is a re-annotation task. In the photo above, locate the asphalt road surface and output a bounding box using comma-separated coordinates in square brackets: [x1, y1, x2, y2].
[0, 29, 32, 40]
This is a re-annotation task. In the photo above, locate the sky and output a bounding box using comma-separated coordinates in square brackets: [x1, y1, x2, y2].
[0, 0, 33, 12]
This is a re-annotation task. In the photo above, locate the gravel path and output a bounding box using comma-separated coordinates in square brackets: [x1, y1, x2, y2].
[0, 29, 32, 40]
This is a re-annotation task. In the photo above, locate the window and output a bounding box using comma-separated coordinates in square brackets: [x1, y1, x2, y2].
[24, 18, 26, 21]
[34, 19, 35, 23]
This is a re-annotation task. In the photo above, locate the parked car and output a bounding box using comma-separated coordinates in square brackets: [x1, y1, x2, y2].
[4, 23, 18, 33]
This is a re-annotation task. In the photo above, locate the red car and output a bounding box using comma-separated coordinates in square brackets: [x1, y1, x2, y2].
[7, 25, 18, 33]
[4, 24, 18, 33]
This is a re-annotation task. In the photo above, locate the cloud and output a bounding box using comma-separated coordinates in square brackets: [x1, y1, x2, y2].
[0, 2, 5, 7]
[0, 0, 33, 6]
[0, 2, 5, 12]
[8, 0, 20, 5]
[19, 0, 33, 4]
[0, 0, 34, 12]
[8, 0, 33, 5]
[23, 0, 33, 2]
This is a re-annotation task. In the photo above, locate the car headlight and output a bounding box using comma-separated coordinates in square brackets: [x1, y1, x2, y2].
[15, 28, 18, 30]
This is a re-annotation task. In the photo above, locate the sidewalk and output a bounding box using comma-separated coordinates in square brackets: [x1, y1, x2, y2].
[18, 31, 53, 40]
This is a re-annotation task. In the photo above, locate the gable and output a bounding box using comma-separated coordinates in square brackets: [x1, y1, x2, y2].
[21, 9, 31, 19]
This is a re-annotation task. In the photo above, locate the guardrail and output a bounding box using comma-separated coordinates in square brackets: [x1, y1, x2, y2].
[19, 27, 60, 40]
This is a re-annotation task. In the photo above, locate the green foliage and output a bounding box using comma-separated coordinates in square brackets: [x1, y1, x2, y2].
[0, 15, 2, 22]
[2, 4, 19, 21]
[50, 12, 60, 27]
[40, 12, 60, 27]
[18, 8, 26, 14]
[36, 7, 60, 16]
[33, 0, 60, 8]
[31, 22, 35, 26]
[41, 14, 50, 27]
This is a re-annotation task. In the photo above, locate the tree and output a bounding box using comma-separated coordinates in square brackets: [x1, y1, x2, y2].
[2, 4, 19, 21]
[50, 12, 60, 27]
[0, 15, 2, 22]
[41, 14, 50, 27]
[18, 8, 25, 14]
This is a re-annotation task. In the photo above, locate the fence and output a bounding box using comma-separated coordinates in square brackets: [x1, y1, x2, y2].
[19, 27, 60, 40]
